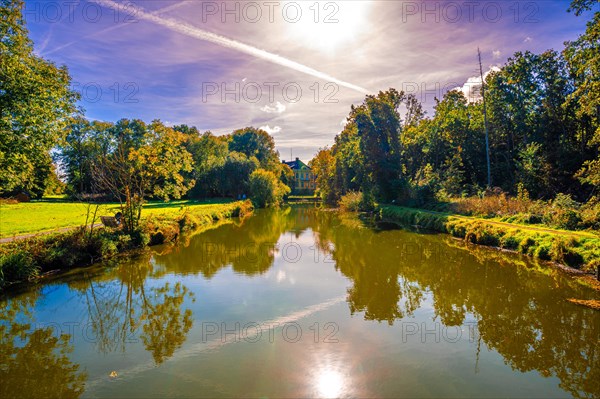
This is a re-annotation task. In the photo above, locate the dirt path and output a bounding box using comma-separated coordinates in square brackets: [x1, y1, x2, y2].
[0, 223, 103, 244]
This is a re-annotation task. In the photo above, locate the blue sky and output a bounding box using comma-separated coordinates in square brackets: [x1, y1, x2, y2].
[24, 0, 594, 161]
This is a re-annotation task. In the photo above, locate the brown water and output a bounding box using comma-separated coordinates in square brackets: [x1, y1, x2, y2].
[1, 206, 599, 398]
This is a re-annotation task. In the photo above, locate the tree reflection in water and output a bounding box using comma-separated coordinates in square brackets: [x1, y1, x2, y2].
[73, 253, 194, 365]
[0, 206, 598, 398]
[312, 209, 600, 399]
[0, 292, 87, 398]
[151, 204, 599, 399]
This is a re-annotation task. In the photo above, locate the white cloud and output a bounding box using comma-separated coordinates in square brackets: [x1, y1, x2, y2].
[492, 50, 501, 59]
[260, 125, 282, 135]
[524, 37, 533, 43]
[260, 101, 286, 114]
[455, 66, 501, 103]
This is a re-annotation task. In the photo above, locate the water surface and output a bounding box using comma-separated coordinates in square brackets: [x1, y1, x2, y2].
[1, 206, 599, 398]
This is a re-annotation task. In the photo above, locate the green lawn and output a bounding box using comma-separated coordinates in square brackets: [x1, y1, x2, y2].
[0, 198, 233, 238]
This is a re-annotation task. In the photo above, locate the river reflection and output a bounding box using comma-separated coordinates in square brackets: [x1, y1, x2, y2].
[0, 206, 599, 398]
[0, 292, 87, 398]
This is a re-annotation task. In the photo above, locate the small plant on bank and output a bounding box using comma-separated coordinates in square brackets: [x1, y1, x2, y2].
[339, 192, 364, 212]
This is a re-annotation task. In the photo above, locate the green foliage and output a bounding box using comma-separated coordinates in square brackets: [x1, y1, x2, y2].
[92, 119, 195, 232]
[351, 89, 405, 202]
[310, 148, 339, 205]
[59, 117, 114, 196]
[205, 151, 259, 197]
[516, 143, 551, 197]
[249, 169, 290, 208]
[547, 194, 582, 230]
[229, 127, 279, 170]
[0, 0, 78, 196]
[564, 6, 600, 129]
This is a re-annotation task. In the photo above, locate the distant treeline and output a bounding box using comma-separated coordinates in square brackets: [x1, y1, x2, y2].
[58, 119, 291, 201]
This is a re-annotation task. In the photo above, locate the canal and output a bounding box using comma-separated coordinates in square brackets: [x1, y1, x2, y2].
[1, 206, 598, 398]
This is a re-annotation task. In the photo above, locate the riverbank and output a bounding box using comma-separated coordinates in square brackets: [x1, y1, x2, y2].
[0, 200, 253, 289]
[379, 205, 600, 280]
[0, 198, 237, 238]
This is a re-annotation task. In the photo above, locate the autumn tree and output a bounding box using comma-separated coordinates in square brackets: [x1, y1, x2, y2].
[93, 120, 195, 233]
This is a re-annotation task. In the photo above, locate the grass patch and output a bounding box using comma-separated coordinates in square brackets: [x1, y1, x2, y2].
[0, 198, 235, 238]
[379, 205, 600, 275]
[0, 200, 253, 289]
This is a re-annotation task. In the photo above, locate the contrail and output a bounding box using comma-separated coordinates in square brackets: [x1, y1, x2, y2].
[43, 1, 192, 56]
[91, 0, 369, 94]
[82, 295, 346, 393]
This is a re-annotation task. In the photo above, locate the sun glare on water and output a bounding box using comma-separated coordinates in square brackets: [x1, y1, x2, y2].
[286, 1, 372, 52]
[316, 369, 345, 398]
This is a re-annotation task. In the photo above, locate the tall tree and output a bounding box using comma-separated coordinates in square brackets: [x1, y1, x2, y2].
[0, 0, 78, 197]
[350, 89, 405, 202]
[565, 0, 600, 194]
[59, 117, 114, 196]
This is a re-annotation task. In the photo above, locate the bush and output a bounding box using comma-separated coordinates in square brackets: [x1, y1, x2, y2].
[550, 238, 585, 268]
[339, 191, 363, 212]
[580, 198, 600, 229]
[0, 252, 38, 286]
[249, 169, 290, 208]
[544, 194, 582, 230]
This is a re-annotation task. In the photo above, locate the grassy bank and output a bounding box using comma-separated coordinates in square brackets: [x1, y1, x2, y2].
[0, 200, 253, 289]
[379, 205, 600, 276]
[0, 198, 236, 238]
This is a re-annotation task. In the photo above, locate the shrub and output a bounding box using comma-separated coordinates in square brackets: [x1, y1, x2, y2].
[500, 233, 520, 250]
[580, 199, 600, 229]
[544, 194, 582, 230]
[249, 169, 290, 208]
[339, 192, 363, 212]
[550, 238, 584, 269]
[0, 252, 38, 286]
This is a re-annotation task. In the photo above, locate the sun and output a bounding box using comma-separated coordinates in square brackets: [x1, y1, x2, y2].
[285, 1, 372, 52]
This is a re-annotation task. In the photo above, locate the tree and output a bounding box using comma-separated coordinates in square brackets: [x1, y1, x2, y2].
[309, 148, 338, 205]
[565, 1, 600, 191]
[516, 143, 552, 197]
[249, 169, 290, 208]
[350, 89, 406, 202]
[59, 117, 113, 196]
[485, 51, 581, 194]
[93, 120, 194, 233]
[186, 131, 229, 197]
[229, 127, 280, 171]
[207, 151, 259, 197]
[0, 0, 78, 196]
